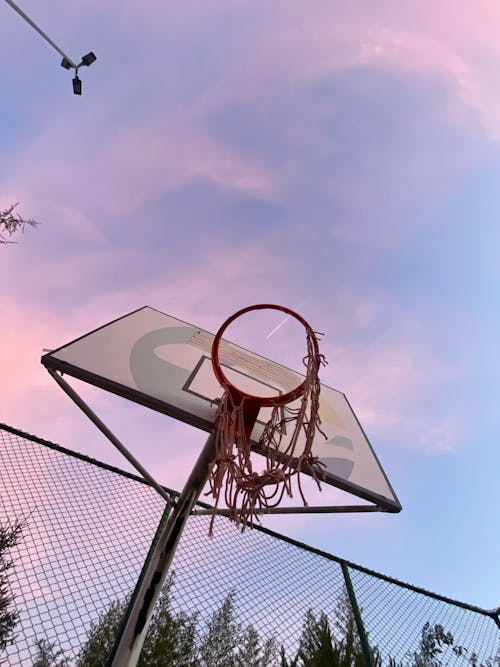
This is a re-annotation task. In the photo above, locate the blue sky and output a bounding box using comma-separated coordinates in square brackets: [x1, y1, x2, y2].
[1, 1, 499, 610]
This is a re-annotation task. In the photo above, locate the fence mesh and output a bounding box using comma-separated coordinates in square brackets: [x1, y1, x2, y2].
[0, 423, 498, 666]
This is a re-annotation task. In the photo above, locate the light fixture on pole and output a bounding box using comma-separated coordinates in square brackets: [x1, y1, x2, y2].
[3, 0, 97, 95]
[62, 52, 97, 95]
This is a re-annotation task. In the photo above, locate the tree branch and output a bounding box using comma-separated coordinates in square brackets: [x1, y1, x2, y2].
[0, 203, 39, 245]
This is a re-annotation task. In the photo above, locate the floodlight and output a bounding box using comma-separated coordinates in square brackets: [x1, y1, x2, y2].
[4, 0, 96, 95]
[80, 52, 96, 67]
[72, 74, 82, 95]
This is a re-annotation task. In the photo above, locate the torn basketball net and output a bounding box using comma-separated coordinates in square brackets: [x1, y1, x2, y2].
[207, 307, 327, 535]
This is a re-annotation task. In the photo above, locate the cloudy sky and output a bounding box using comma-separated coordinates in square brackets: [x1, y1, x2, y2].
[1, 1, 499, 610]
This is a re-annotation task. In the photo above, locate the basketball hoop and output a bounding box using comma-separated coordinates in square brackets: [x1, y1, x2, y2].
[208, 304, 327, 534]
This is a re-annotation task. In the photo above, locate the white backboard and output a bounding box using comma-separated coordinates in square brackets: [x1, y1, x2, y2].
[42, 306, 401, 511]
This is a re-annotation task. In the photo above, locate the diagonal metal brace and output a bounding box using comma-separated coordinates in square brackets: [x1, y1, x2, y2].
[47, 369, 173, 506]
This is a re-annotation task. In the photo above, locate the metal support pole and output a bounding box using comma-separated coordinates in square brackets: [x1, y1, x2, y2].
[341, 562, 375, 667]
[47, 370, 172, 505]
[107, 432, 217, 667]
[108, 502, 172, 664]
[3, 0, 77, 66]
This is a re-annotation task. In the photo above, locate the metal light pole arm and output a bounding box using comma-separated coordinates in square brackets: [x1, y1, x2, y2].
[3, 0, 77, 66]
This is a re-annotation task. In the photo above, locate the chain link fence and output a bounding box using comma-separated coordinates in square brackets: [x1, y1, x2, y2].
[1, 423, 499, 666]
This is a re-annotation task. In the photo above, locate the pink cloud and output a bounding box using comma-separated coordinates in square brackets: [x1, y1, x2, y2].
[0, 237, 293, 472]
[1, 0, 485, 484]
[317, 296, 470, 455]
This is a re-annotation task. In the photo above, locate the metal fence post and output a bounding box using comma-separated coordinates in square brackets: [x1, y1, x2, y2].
[340, 561, 375, 667]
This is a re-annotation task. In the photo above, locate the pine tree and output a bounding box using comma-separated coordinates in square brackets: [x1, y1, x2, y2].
[137, 581, 198, 667]
[31, 639, 71, 667]
[75, 576, 198, 667]
[291, 594, 382, 667]
[76, 599, 127, 666]
[236, 625, 279, 667]
[199, 592, 241, 667]
[297, 610, 343, 666]
[0, 521, 23, 654]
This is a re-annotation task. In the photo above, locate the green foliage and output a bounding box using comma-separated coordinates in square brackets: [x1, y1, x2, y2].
[199, 592, 240, 666]
[412, 622, 465, 666]
[73, 583, 280, 667]
[236, 625, 279, 667]
[281, 646, 300, 667]
[280, 589, 382, 667]
[198, 595, 278, 667]
[237, 626, 261, 666]
[388, 622, 476, 667]
[76, 576, 199, 667]
[0, 521, 23, 653]
[0, 203, 38, 245]
[138, 579, 198, 667]
[297, 610, 341, 666]
[31, 639, 71, 667]
[468, 651, 500, 667]
[293, 607, 380, 667]
[198, 597, 278, 667]
[76, 599, 128, 666]
[32, 580, 498, 667]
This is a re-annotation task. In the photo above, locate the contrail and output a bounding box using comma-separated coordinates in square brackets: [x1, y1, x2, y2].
[265, 314, 292, 339]
[265, 301, 306, 340]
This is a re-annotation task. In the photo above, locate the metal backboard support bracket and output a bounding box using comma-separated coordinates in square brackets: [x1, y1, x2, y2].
[48, 370, 173, 506]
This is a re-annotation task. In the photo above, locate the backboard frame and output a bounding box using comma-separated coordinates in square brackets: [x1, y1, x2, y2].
[41, 305, 401, 514]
